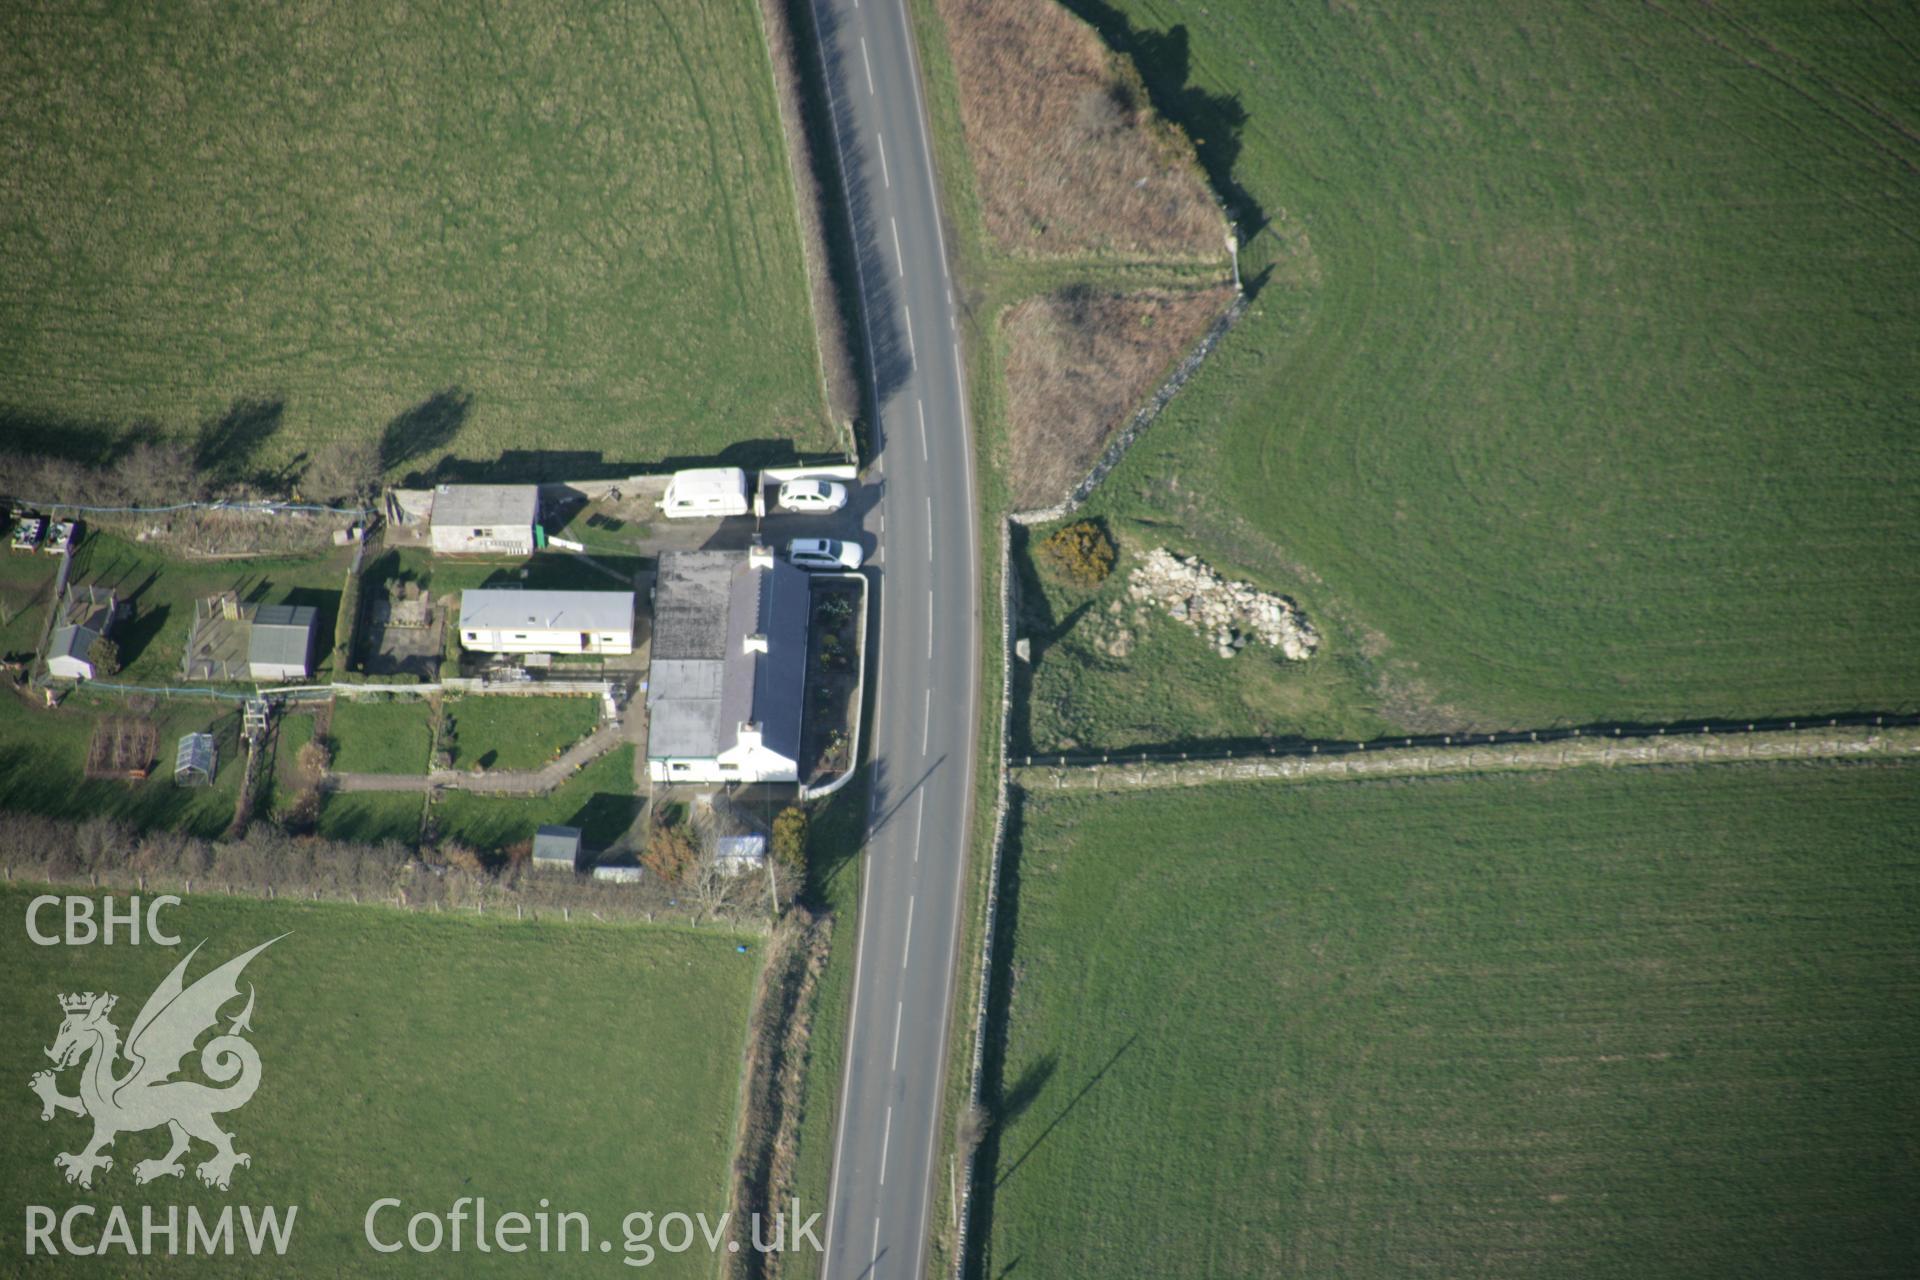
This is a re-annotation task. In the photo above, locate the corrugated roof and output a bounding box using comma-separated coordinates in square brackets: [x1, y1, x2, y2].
[248, 604, 317, 669]
[50, 623, 99, 663]
[461, 589, 633, 634]
[651, 551, 734, 659]
[433, 485, 539, 528]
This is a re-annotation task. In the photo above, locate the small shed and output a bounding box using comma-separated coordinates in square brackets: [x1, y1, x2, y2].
[174, 733, 218, 786]
[47, 585, 117, 681]
[247, 604, 317, 681]
[714, 834, 767, 875]
[531, 824, 582, 870]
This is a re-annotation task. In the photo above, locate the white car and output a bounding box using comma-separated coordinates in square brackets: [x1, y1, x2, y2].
[787, 538, 863, 572]
[776, 478, 849, 514]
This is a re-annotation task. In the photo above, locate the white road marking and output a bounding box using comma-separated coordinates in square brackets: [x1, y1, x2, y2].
[890, 216, 905, 277]
[871, 1218, 881, 1267]
[876, 132, 891, 188]
[902, 895, 915, 969]
[913, 793, 924, 863]
[903, 304, 916, 364]
[923, 687, 931, 753]
[860, 36, 875, 95]
[917, 398, 928, 459]
[927, 589, 934, 659]
[926, 495, 933, 549]
[891, 998, 904, 1069]
[879, 1106, 893, 1184]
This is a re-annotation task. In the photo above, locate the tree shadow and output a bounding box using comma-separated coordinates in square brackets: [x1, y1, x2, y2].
[568, 792, 641, 851]
[194, 397, 286, 489]
[381, 388, 473, 477]
[1059, 3, 1267, 240]
[113, 603, 170, 670]
[0, 407, 156, 469]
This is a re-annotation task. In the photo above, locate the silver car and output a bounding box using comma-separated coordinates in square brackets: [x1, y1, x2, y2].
[786, 538, 864, 571]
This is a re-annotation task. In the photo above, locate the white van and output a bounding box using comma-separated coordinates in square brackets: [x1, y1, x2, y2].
[658, 467, 750, 519]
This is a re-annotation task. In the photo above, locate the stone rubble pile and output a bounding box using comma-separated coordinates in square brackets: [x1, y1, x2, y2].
[1126, 547, 1319, 660]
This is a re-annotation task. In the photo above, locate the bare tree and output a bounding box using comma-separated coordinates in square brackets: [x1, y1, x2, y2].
[301, 438, 382, 504]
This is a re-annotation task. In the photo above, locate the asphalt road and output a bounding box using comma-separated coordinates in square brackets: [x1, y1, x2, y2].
[806, 0, 982, 1276]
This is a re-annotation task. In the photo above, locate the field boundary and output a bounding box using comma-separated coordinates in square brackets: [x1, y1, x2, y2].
[1008, 292, 1247, 525]
[1012, 723, 1920, 793]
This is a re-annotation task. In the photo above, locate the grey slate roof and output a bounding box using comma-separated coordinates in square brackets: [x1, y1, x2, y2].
[532, 824, 582, 865]
[646, 550, 808, 762]
[460, 589, 633, 634]
[247, 604, 317, 671]
[433, 485, 538, 528]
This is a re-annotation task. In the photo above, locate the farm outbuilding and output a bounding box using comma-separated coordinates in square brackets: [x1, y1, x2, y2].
[429, 485, 540, 556]
[46, 585, 117, 681]
[459, 589, 634, 655]
[247, 604, 318, 681]
[532, 825, 582, 870]
[174, 732, 218, 786]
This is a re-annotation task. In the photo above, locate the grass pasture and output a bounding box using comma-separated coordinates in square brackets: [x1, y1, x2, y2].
[0, 0, 831, 478]
[1035, 0, 1920, 733]
[0, 886, 761, 1277]
[980, 763, 1920, 1278]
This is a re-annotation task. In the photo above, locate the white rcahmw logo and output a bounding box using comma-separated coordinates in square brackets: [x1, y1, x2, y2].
[29, 937, 284, 1191]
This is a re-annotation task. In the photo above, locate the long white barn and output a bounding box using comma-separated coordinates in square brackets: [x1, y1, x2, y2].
[459, 589, 634, 655]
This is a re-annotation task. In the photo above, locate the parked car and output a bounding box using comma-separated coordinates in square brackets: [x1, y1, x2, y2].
[776, 478, 849, 514]
[786, 538, 863, 571]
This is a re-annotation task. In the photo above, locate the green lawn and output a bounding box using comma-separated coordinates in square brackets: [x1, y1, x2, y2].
[0, 549, 61, 657]
[315, 791, 423, 847]
[444, 695, 601, 771]
[0, 0, 831, 477]
[1027, 0, 1920, 734]
[981, 763, 1920, 1278]
[64, 531, 351, 687]
[0, 886, 761, 1277]
[432, 746, 638, 854]
[264, 710, 316, 822]
[325, 698, 433, 775]
[0, 688, 244, 838]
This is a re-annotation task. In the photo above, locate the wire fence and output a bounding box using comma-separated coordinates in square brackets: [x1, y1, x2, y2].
[1016, 710, 1920, 770]
[3, 494, 370, 517]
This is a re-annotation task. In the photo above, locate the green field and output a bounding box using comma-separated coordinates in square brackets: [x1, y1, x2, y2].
[326, 699, 433, 775]
[431, 745, 638, 854]
[979, 763, 1920, 1277]
[1026, 0, 1920, 736]
[444, 695, 601, 771]
[0, 886, 760, 1276]
[0, 0, 831, 478]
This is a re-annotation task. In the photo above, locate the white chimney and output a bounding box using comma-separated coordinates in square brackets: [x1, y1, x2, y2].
[736, 721, 762, 751]
[748, 542, 774, 570]
[743, 631, 769, 654]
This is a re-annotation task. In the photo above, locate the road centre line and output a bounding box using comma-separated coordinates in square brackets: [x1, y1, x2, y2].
[861, 36, 875, 95]
[913, 792, 923, 863]
[923, 687, 931, 753]
[891, 998, 904, 1069]
[903, 305, 916, 364]
[927, 590, 934, 659]
[902, 895, 914, 969]
[876, 132, 890, 187]
[926, 495, 933, 547]
[879, 1106, 893, 1184]
[891, 216, 905, 276]
[917, 398, 928, 459]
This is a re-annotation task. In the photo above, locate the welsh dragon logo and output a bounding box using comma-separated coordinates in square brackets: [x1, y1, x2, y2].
[29, 937, 283, 1191]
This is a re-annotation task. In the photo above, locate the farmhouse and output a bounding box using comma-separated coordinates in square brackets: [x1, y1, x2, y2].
[247, 604, 318, 681]
[429, 485, 540, 556]
[46, 585, 116, 681]
[646, 546, 808, 784]
[460, 589, 634, 655]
